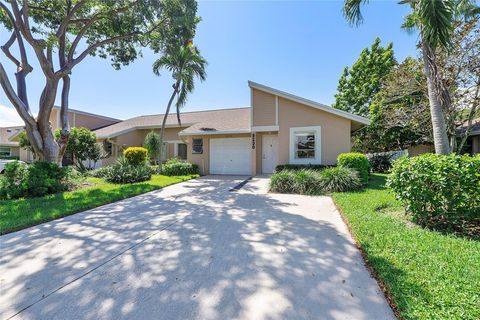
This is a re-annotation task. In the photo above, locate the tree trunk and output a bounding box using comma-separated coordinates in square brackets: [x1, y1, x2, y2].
[421, 40, 451, 155]
[158, 81, 180, 173]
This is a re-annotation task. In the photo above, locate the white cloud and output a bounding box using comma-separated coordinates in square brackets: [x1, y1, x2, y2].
[0, 105, 26, 127]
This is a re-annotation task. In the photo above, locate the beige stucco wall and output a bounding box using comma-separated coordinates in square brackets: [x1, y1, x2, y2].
[252, 88, 276, 127]
[276, 97, 351, 166]
[184, 133, 252, 175]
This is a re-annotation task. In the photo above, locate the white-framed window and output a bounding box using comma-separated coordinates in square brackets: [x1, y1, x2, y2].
[289, 126, 321, 164]
[0, 147, 11, 157]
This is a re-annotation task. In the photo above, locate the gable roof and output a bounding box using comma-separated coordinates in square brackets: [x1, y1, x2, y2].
[94, 107, 251, 139]
[0, 126, 23, 146]
[248, 81, 371, 126]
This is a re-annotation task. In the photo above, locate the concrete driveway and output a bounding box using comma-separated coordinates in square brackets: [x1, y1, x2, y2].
[0, 176, 394, 320]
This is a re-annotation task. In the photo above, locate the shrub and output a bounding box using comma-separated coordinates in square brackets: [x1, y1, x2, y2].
[270, 169, 322, 195]
[387, 154, 480, 225]
[337, 152, 370, 184]
[160, 158, 199, 176]
[0, 161, 70, 199]
[367, 153, 393, 173]
[275, 164, 331, 172]
[123, 147, 148, 166]
[318, 167, 362, 192]
[101, 157, 152, 184]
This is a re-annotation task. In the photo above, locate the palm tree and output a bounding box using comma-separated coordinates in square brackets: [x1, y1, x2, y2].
[343, 0, 479, 154]
[153, 44, 207, 170]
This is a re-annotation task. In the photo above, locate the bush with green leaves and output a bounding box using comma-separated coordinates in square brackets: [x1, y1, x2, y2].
[337, 152, 370, 184]
[123, 147, 148, 166]
[144, 131, 161, 163]
[160, 158, 199, 176]
[367, 153, 393, 173]
[275, 164, 332, 172]
[387, 154, 480, 225]
[99, 157, 152, 184]
[318, 167, 362, 192]
[270, 169, 321, 195]
[0, 161, 71, 199]
[55, 127, 101, 171]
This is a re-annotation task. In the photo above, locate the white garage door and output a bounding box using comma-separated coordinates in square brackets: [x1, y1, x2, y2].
[210, 137, 252, 175]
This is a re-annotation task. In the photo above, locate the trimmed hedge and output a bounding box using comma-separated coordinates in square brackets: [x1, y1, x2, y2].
[123, 147, 148, 166]
[92, 157, 152, 184]
[387, 154, 480, 225]
[337, 152, 370, 184]
[160, 158, 199, 176]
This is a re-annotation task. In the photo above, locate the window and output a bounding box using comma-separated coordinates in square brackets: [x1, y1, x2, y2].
[289, 126, 321, 164]
[295, 132, 315, 159]
[192, 138, 203, 154]
[177, 143, 187, 160]
[0, 148, 11, 157]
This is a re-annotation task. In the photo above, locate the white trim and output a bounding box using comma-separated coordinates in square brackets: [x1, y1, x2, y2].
[289, 126, 322, 165]
[0, 147, 12, 156]
[96, 124, 193, 139]
[248, 81, 371, 125]
[250, 87, 254, 127]
[275, 95, 279, 125]
[179, 129, 251, 136]
[251, 125, 279, 132]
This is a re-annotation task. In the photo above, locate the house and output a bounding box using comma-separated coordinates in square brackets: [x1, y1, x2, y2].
[94, 81, 371, 175]
[1, 107, 121, 162]
[458, 118, 480, 155]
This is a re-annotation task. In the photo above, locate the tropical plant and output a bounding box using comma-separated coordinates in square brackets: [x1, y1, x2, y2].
[160, 158, 199, 176]
[100, 157, 152, 184]
[342, 0, 479, 154]
[0, 0, 199, 163]
[318, 167, 362, 192]
[333, 37, 396, 117]
[153, 43, 207, 171]
[144, 130, 162, 164]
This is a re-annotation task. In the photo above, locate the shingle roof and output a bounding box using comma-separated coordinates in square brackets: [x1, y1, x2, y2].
[0, 126, 23, 146]
[94, 107, 251, 139]
[457, 118, 480, 136]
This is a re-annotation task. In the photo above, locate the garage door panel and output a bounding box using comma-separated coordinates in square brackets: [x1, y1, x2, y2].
[210, 138, 251, 175]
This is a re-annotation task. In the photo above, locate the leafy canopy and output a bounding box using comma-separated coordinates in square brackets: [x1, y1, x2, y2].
[332, 37, 396, 117]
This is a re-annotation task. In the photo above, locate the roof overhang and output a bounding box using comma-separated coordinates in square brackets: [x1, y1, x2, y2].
[251, 125, 279, 132]
[248, 81, 371, 126]
[96, 123, 193, 140]
[178, 129, 251, 136]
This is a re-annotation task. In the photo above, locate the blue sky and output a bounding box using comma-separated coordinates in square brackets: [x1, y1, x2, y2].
[1, 0, 419, 124]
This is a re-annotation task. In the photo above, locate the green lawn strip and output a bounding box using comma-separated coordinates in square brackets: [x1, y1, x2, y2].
[332, 174, 480, 320]
[0, 174, 198, 235]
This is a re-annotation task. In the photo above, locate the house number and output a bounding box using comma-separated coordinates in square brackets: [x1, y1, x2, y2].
[252, 133, 256, 149]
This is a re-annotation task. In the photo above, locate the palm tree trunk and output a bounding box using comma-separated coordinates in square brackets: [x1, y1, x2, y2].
[421, 40, 451, 155]
[158, 81, 180, 173]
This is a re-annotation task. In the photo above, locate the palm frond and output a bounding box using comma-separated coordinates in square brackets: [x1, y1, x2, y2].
[416, 0, 454, 48]
[343, 0, 369, 26]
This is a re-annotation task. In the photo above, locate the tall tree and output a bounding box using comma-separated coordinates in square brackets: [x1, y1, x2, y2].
[333, 37, 396, 117]
[153, 43, 207, 169]
[0, 0, 198, 163]
[343, 0, 479, 154]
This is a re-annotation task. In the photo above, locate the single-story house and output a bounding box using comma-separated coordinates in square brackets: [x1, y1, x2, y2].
[94, 81, 371, 175]
[1, 106, 121, 162]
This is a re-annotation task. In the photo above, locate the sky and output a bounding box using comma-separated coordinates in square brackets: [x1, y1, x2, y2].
[0, 0, 420, 126]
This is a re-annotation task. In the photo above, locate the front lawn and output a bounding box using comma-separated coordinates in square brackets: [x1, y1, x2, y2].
[0, 174, 197, 235]
[333, 174, 480, 320]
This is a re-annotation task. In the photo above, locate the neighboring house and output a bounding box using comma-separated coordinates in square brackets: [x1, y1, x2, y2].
[95, 81, 370, 175]
[2, 106, 121, 162]
[458, 118, 480, 155]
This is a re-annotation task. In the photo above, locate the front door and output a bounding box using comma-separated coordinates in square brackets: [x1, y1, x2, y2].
[262, 135, 278, 174]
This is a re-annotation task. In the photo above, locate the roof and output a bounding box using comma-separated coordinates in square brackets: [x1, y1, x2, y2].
[457, 118, 480, 136]
[0, 126, 23, 146]
[94, 107, 251, 139]
[53, 106, 122, 123]
[248, 81, 371, 126]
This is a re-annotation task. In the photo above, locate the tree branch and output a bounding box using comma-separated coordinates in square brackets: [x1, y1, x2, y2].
[0, 62, 36, 126]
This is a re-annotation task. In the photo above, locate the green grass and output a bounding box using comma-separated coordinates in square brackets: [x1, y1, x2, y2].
[0, 174, 197, 235]
[333, 174, 480, 320]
